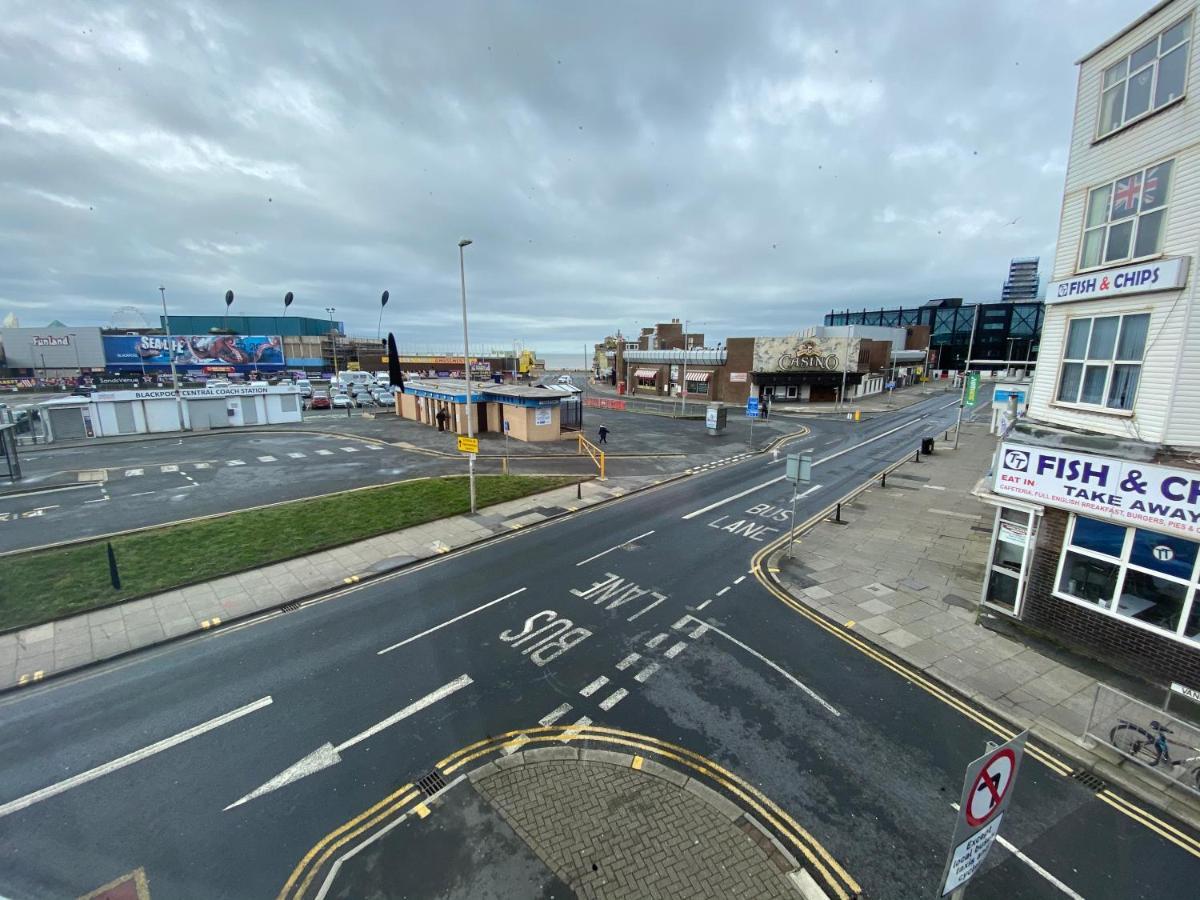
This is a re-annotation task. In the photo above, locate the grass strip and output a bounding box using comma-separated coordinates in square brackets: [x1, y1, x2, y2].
[0, 474, 579, 632]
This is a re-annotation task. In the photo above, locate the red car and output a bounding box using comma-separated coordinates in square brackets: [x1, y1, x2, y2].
[308, 390, 331, 410]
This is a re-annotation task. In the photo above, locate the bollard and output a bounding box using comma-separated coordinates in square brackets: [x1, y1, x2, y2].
[915, 449, 920, 463]
[577, 481, 582, 500]
[107, 541, 121, 590]
[881, 472, 887, 488]
[835, 502, 842, 523]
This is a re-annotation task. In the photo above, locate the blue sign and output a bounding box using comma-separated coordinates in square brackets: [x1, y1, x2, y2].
[994, 389, 1027, 403]
[746, 397, 760, 418]
[886, 381, 896, 390]
[104, 334, 284, 370]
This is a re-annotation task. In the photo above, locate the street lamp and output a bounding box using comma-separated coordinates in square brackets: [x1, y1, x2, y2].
[159, 286, 185, 430]
[458, 238, 477, 514]
[679, 319, 707, 416]
[325, 307, 339, 377]
[68, 333, 82, 381]
[282, 291, 294, 373]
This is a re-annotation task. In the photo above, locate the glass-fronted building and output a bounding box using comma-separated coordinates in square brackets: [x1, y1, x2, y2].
[825, 298, 1043, 373]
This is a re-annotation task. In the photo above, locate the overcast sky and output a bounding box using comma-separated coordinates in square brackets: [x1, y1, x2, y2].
[0, 0, 1152, 354]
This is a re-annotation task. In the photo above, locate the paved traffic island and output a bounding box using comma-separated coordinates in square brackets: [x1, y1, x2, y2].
[317, 747, 828, 900]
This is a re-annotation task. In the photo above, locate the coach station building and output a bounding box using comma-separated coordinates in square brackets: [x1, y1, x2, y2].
[396, 379, 568, 442]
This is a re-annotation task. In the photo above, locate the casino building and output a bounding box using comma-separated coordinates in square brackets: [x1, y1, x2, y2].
[977, 0, 1200, 686]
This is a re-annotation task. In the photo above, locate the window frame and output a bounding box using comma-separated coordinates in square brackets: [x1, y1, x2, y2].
[1094, 13, 1193, 141]
[1076, 157, 1175, 273]
[1051, 310, 1150, 416]
[1052, 514, 1200, 644]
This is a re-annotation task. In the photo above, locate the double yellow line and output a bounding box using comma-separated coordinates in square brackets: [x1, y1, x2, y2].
[751, 479, 1200, 860]
[281, 723, 862, 900]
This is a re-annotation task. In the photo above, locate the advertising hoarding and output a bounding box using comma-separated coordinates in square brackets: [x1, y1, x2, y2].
[104, 335, 284, 369]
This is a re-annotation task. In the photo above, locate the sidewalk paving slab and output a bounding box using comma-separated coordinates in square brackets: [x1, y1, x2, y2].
[769, 422, 1200, 830]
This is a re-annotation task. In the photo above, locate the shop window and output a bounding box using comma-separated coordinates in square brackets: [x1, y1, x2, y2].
[1055, 514, 1200, 642]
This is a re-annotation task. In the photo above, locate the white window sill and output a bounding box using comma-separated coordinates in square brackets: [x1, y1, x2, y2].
[1091, 94, 1186, 146]
[1051, 589, 1196, 645]
[1048, 400, 1135, 418]
[1073, 251, 1164, 277]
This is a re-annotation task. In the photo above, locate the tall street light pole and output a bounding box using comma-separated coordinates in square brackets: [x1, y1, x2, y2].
[326, 307, 339, 377]
[282, 292, 293, 373]
[68, 333, 82, 381]
[459, 239, 477, 514]
[953, 304, 980, 450]
[159, 286, 185, 430]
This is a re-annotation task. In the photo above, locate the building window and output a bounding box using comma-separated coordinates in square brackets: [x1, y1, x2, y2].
[1079, 160, 1173, 269]
[1098, 15, 1191, 138]
[1055, 312, 1149, 411]
[1056, 514, 1200, 642]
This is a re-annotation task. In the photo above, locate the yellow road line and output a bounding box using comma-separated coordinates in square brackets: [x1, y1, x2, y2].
[438, 725, 860, 899]
[749, 479, 1200, 851]
[277, 782, 415, 899]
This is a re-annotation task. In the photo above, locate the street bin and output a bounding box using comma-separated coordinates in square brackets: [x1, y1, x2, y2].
[921, 437, 935, 455]
[617, 381, 626, 395]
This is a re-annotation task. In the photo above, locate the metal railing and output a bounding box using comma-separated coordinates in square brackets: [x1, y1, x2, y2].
[1084, 683, 1200, 797]
[576, 433, 606, 480]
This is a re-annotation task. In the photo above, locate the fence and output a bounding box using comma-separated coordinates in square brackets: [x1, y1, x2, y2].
[583, 395, 705, 419]
[1084, 683, 1200, 797]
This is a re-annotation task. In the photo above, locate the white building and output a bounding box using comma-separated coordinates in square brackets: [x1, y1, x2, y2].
[38, 384, 302, 442]
[983, 0, 1200, 688]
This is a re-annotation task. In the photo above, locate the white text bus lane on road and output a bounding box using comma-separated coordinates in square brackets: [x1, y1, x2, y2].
[704, 501, 796, 543]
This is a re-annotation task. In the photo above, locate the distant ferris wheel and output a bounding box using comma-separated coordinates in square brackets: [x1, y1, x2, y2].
[107, 305, 151, 331]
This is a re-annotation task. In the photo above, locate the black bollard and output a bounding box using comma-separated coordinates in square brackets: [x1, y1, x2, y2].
[107, 541, 121, 589]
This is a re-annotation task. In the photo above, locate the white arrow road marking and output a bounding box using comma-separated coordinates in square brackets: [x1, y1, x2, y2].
[0, 696, 273, 819]
[224, 675, 472, 811]
[688, 616, 840, 717]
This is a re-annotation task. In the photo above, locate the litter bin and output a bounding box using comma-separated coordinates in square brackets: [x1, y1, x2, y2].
[921, 437, 935, 455]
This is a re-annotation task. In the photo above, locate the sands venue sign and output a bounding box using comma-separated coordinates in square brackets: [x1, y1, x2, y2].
[994, 442, 1200, 537]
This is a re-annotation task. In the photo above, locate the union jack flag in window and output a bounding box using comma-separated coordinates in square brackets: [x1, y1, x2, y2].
[1141, 163, 1169, 210]
[1112, 173, 1141, 217]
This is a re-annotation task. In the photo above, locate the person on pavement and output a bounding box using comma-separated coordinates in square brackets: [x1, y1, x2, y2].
[598, 424, 609, 445]
[436, 407, 449, 432]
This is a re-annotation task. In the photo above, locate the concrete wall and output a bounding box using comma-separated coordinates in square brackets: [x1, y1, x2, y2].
[504, 405, 560, 441]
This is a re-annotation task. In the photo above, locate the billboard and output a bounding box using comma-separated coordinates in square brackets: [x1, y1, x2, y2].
[104, 335, 284, 369]
[751, 335, 859, 373]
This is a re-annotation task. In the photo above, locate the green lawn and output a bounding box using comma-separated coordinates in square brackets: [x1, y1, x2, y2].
[0, 474, 580, 632]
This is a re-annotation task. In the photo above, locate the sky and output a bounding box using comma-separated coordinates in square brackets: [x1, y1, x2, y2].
[0, 0, 1155, 354]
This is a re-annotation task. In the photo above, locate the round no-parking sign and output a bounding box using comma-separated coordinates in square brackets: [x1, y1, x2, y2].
[965, 747, 1016, 827]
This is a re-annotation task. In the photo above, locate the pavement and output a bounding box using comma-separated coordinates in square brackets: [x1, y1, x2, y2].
[768, 422, 1200, 830]
[2, 390, 1198, 900]
[326, 749, 815, 899]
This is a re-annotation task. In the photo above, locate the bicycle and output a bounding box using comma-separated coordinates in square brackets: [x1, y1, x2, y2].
[1109, 719, 1200, 790]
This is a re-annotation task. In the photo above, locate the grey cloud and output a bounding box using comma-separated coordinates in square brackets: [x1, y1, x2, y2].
[0, 0, 1151, 351]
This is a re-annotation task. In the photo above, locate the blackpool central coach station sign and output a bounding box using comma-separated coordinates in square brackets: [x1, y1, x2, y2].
[995, 441, 1200, 536]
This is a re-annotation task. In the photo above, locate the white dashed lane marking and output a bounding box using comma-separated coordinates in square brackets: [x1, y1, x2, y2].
[124, 468, 143, 477]
[160, 465, 178, 473]
[645, 633, 668, 649]
[340, 446, 360, 453]
[226, 460, 245, 466]
[616, 653, 640, 671]
[194, 462, 211, 469]
[539, 704, 573, 726]
[287, 452, 306, 459]
[315, 449, 334, 456]
[598, 689, 628, 711]
[664, 642, 688, 659]
[579, 676, 609, 697]
[634, 663, 660, 683]
[257, 455, 277, 462]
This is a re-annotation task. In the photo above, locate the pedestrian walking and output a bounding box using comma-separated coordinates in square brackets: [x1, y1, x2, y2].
[761, 394, 770, 419]
[436, 407, 449, 432]
[597, 424, 609, 445]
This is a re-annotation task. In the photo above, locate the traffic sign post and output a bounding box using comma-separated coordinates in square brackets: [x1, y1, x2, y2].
[939, 731, 1028, 897]
[457, 435, 479, 455]
[785, 452, 813, 557]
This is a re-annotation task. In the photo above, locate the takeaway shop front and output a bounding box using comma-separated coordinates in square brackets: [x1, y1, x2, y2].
[978, 438, 1200, 686]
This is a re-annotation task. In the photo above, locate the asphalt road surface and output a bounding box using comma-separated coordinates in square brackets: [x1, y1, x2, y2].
[0, 432, 446, 553]
[1, 392, 1197, 899]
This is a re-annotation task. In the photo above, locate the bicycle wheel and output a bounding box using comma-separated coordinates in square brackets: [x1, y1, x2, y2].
[1110, 723, 1162, 765]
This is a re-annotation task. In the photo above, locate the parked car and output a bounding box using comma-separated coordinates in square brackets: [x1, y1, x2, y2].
[375, 389, 395, 406]
[308, 390, 331, 410]
[332, 393, 354, 409]
[354, 392, 375, 407]
[296, 379, 313, 398]
[556, 374, 574, 384]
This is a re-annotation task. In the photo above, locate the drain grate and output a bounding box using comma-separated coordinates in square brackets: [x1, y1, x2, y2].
[281, 601, 301, 613]
[418, 770, 448, 797]
[1071, 769, 1107, 791]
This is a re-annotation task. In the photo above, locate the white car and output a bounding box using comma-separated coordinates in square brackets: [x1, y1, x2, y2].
[556, 374, 574, 384]
[296, 379, 313, 398]
[331, 394, 354, 409]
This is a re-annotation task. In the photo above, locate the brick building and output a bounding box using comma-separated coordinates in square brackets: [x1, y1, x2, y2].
[977, 0, 1200, 687]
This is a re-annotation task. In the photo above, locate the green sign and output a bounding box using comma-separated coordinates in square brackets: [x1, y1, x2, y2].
[964, 372, 981, 407]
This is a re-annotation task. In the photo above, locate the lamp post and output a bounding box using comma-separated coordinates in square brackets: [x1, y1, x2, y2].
[282, 292, 293, 373]
[459, 238, 477, 514]
[325, 307, 339, 378]
[159, 286, 185, 430]
[953, 304, 980, 450]
[68, 333, 82, 381]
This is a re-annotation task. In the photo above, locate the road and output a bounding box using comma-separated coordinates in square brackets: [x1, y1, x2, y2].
[1, 391, 1196, 899]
